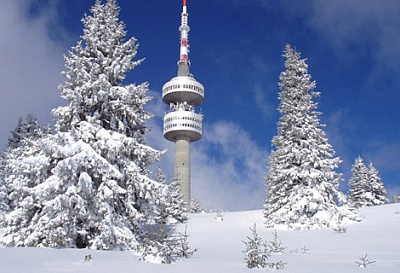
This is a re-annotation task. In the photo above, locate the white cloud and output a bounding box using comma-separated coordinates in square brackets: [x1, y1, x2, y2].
[191, 120, 268, 211]
[0, 0, 66, 149]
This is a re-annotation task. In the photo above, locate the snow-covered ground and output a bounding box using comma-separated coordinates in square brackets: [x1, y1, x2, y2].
[1, 203, 399, 273]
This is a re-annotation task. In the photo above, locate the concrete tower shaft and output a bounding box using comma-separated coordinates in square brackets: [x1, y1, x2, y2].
[174, 138, 191, 205]
[162, 0, 204, 206]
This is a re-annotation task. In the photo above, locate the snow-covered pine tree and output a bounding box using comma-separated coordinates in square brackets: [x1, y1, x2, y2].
[5, 117, 24, 150]
[348, 157, 389, 208]
[5, 114, 43, 150]
[0, 114, 46, 221]
[1, 0, 168, 250]
[368, 162, 389, 206]
[167, 179, 188, 221]
[0, 122, 52, 238]
[348, 156, 370, 208]
[154, 167, 187, 223]
[264, 44, 351, 229]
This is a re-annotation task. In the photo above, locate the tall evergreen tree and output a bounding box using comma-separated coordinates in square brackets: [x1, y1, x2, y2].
[1, 0, 168, 250]
[264, 44, 351, 229]
[348, 157, 389, 208]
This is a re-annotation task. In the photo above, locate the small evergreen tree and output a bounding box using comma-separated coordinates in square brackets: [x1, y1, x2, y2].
[264, 44, 353, 229]
[189, 199, 204, 214]
[154, 167, 187, 223]
[268, 230, 285, 254]
[243, 224, 269, 268]
[348, 157, 389, 208]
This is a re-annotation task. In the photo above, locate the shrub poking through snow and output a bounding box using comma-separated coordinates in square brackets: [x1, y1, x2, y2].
[243, 224, 270, 268]
[268, 230, 285, 254]
[355, 253, 376, 268]
[215, 211, 224, 222]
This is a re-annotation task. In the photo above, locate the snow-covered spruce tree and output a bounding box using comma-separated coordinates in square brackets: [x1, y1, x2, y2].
[348, 156, 370, 208]
[264, 44, 354, 229]
[1, 0, 169, 251]
[0, 115, 46, 218]
[0, 116, 52, 235]
[0, 138, 54, 244]
[154, 167, 187, 223]
[348, 157, 389, 208]
[5, 114, 43, 150]
[368, 162, 389, 206]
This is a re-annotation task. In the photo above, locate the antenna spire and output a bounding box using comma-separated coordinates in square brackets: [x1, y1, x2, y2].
[178, 0, 190, 76]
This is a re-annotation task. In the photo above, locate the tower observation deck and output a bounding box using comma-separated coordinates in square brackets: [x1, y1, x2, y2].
[162, 0, 204, 206]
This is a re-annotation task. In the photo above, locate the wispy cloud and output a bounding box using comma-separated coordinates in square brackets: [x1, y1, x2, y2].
[191, 120, 268, 211]
[307, 0, 400, 85]
[253, 83, 275, 120]
[367, 143, 400, 174]
[0, 0, 66, 148]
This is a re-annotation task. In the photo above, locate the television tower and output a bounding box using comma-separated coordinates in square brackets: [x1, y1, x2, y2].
[162, 0, 204, 205]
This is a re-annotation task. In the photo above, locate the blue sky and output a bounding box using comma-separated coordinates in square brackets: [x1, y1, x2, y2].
[1, 0, 399, 211]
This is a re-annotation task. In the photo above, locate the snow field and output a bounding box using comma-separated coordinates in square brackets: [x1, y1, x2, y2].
[1, 203, 399, 273]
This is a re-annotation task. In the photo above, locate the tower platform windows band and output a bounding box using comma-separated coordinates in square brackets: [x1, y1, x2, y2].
[162, 76, 204, 105]
[163, 111, 202, 142]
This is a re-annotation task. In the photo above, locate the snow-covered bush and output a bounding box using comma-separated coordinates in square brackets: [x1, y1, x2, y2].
[140, 225, 197, 264]
[189, 199, 204, 214]
[215, 211, 224, 222]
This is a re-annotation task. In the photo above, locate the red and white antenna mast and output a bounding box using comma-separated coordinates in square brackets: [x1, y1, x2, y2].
[178, 0, 190, 76]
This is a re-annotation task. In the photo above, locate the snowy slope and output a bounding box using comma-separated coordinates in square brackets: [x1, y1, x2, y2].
[1, 204, 399, 273]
